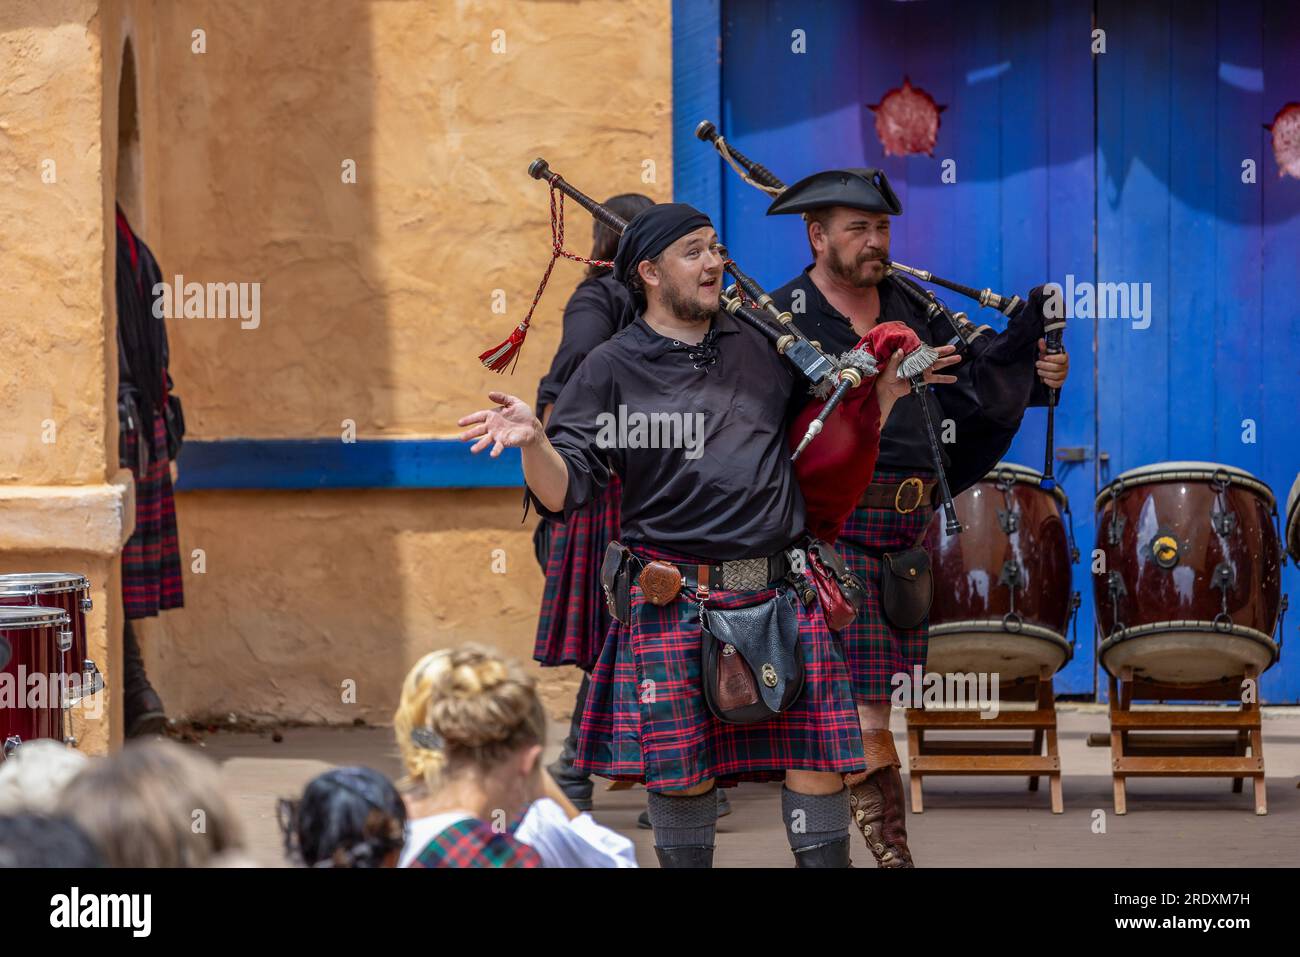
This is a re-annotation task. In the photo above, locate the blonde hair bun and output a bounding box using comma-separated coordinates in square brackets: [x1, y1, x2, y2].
[393, 645, 546, 790]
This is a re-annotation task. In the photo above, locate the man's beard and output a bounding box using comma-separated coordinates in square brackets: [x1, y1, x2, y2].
[662, 277, 719, 324]
[828, 245, 886, 288]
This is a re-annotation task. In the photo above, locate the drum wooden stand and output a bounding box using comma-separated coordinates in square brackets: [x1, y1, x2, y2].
[905, 665, 1063, 814]
[1090, 665, 1266, 815]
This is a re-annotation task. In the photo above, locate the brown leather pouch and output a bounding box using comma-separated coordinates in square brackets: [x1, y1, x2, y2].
[715, 643, 762, 713]
[638, 560, 683, 606]
[880, 546, 933, 630]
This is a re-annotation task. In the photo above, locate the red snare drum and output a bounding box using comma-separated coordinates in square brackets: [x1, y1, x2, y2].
[0, 573, 99, 704]
[926, 463, 1079, 681]
[1094, 462, 1285, 685]
[0, 605, 71, 750]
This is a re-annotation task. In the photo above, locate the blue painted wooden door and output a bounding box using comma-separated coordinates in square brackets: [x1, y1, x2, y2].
[710, 0, 1101, 694]
[1095, 0, 1300, 702]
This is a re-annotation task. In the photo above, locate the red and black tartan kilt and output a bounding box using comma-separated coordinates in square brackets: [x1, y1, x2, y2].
[532, 475, 622, 670]
[121, 411, 184, 620]
[836, 469, 935, 702]
[574, 544, 864, 791]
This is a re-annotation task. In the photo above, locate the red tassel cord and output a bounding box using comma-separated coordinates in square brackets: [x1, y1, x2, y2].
[478, 182, 614, 373]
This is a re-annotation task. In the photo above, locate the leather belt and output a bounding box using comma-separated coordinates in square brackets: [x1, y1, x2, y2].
[859, 477, 936, 514]
[653, 552, 793, 594]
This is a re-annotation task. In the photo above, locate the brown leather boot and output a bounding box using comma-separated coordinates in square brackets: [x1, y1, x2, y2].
[844, 729, 914, 868]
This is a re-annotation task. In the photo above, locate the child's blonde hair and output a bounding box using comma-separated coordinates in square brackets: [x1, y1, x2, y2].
[393, 645, 546, 790]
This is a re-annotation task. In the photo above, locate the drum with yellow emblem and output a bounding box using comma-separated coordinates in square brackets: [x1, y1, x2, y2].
[1093, 462, 1284, 684]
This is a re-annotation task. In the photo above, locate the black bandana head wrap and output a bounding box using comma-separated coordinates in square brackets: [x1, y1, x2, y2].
[613, 203, 714, 288]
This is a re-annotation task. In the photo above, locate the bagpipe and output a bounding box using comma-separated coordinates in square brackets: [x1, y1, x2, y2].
[695, 120, 1067, 493]
[476, 158, 950, 541]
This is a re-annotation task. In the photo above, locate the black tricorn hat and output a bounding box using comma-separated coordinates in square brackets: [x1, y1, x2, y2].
[766, 168, 902, 216]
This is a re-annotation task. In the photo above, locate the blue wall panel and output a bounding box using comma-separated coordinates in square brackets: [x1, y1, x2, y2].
[672, 0, 723, 222]
[1096, 0, 1299, 700]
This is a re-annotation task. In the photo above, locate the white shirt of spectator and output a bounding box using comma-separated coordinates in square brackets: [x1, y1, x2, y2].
[400, 798, 637, 868]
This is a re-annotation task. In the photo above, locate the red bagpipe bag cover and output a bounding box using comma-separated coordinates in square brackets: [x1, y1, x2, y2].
[789, 321, 923, 544]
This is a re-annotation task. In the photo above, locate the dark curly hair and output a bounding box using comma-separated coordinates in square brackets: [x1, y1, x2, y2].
[280, 767, 407, 868]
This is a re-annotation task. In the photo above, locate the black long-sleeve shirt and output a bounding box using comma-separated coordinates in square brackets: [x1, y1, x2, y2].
[770, 266, 1050, 494]
[531, 310, 808, 560]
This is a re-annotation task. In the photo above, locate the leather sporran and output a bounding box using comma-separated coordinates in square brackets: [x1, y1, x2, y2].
[880, 546, 933, 630]
[805, 540, 866, 632]
[700, 593, 805, 725]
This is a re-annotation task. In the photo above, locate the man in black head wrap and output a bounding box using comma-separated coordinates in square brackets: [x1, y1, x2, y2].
[768, 168, 1070, 868]
[460, 203, 925, 868]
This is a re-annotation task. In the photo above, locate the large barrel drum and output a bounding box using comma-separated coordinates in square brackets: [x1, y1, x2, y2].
[1286, 473, 1300, 564]
[926, 463, 1078, 681]
[1094, 461, 1284, 685]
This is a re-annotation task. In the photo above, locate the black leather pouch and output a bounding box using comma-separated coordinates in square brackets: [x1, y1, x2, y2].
[117, 388, 149, 477]
[699, 592, 805, 725]
[600, 541, 632, 625]
[164, 393, 186, 461]
[881, 546, 933, 630]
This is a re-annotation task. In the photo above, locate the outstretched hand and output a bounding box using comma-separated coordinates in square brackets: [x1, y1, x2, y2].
[457, 391, 542, 457]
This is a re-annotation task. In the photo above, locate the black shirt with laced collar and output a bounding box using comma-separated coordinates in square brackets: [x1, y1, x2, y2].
[530, 309, 810, 560]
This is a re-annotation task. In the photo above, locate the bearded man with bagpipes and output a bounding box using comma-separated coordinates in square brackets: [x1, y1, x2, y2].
[696, 123, 1071, 867]
[461, 160, 961, 867]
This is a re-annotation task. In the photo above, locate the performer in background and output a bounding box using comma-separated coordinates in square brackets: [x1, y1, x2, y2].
[768, 170, 1070, 867]
[532, 192, 651, 811]
[115, 206, 186, 738]
[462, 202, 957, 867]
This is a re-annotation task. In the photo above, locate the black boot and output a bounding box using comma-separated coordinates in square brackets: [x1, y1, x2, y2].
[792, 836, 852, 868]
[546, 673, 593, 810]
[653, 845, 715, 868]
[122, 620, 167, 738]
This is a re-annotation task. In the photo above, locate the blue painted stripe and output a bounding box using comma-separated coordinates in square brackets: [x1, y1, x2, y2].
[672, 0, 723, 224]
[174, 439, 523, 490]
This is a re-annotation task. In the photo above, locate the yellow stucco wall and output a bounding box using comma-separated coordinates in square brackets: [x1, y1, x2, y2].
[138, 489, 540, 724]
[127, 1, 674, 721]
[0, 0, 113, 488]
[146, 0, 673, 438]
